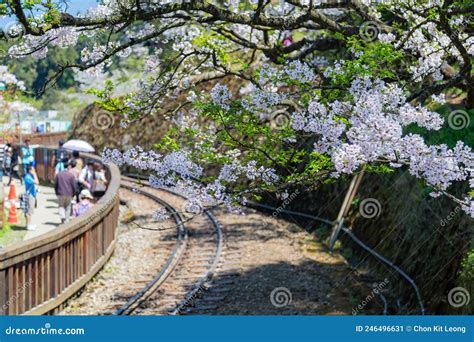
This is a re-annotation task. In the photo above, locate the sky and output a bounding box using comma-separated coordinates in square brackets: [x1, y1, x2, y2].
[58, 0, 99, 15]
[1, 0, 98, 25]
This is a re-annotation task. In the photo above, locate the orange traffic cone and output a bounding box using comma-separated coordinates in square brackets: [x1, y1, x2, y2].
[8, 184, 17, 202]
[8, 205, 19, 225]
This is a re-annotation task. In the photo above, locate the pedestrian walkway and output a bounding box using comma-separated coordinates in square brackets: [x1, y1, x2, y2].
[3, 178, 60, 241]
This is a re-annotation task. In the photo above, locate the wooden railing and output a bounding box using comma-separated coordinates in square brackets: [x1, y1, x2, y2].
[1, 132, 68, 147]
[0, 147, 120, 315]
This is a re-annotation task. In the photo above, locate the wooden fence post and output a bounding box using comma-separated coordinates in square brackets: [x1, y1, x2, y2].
[328, 171, 365, 253]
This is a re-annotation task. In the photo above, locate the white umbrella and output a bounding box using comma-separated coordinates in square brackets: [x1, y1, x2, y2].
[62, 139, 95, 153]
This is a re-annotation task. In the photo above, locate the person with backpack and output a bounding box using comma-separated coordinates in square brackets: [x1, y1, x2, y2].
[54, 140, 68, 176]
[92, 162, 108, 198]
[77, 161, 94, 201]
[20, 138, 34, 178]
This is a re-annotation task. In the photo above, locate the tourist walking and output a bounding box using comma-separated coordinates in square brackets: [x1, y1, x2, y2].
[54, 140, 68, 176]
[3, 144, 12, 184]
[77, 161, 94, 201]
[69, 150, 83, 179]
[92, 162, 107, 198]
[7, 147, 22, 186]
[21, 138, 34, 177]
[1, 143, 10, 181]
[72, 150, 83, 171]
[0, 141, 6, 178]
[30, 156, 40, 190]
[54, 160, 77, 224]
[21, 165, 37, 231]
[79, 161, 94, 188]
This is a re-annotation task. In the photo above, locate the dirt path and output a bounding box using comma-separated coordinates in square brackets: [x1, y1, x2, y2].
[202, 208, 380, 315]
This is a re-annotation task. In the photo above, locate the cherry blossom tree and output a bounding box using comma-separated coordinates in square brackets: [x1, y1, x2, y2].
[0, 65, 35, 127]
[2, 0, 473, 216]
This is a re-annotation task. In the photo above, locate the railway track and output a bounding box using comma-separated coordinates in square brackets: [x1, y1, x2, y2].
[113, 177, 241, 315]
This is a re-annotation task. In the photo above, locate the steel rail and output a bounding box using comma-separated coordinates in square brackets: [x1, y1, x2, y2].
[171, 208, 223, 315]
[115, 176, 223, 315]
[114, 181, 188, 315]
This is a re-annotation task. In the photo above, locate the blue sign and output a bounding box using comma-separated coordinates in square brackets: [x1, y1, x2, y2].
[0, 316, 472, 342]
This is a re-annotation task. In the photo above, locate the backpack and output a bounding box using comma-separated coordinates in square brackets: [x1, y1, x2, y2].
[56, 148, 66, 161]
[92, 171, 107, 192]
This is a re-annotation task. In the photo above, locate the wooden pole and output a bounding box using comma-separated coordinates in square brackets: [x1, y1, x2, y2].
[328, 171, 365, 253]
